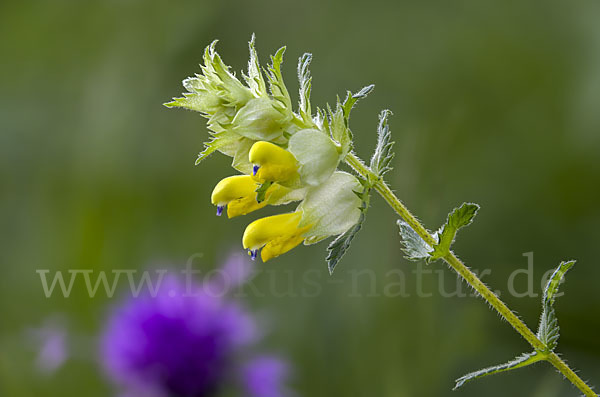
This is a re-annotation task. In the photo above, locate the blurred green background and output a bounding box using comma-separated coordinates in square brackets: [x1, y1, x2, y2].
[1, 0, 599, 396]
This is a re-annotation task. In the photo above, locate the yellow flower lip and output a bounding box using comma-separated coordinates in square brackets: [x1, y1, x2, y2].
[211, 175, 268, 218]
[248, 141, 298, 183]
[211, 175, 257, 205]
[242, 212, 311, 262]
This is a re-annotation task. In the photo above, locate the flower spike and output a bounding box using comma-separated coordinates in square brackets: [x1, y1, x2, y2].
[169, 37, 369, 267]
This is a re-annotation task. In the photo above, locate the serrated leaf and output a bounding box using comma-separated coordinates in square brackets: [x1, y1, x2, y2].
[341, 85, 374, 122]
[454, 352, 543, 390]
[322, 102, 350, 160]
[194, 129, 239, 165]
[201, 41, 253, 107]
[325, 185, 370, 274]
[297, 53, 313, 124]
[255, 180, 273, 203]
[430, 203, 479, 260]
[195, 139, 221, 165]
[537, 260, 575, 352]
[243, 34, 267, 97]
[265, 47, 292, 111]
[397, 220, 433, 261]
[326, 211, 365, 274]
[165, 39, 253, 120]
[327, 102, 345, 142]
[322, 85, 374, 159]
[370, 109, 395, 178]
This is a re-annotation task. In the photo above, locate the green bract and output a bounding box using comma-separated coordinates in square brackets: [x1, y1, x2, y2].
[298, 171, 362, 244]
[231, 97, 292, 141]
[288, 129, 340, 186]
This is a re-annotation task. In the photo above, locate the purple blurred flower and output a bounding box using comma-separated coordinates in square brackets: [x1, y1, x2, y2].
[214, 252, 255, 291]
[243, 356, 291, 397]
[101, 254, 291, 397]
[27, 316, 68, 375]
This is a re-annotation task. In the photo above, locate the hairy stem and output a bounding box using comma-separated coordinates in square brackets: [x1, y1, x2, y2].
[345, 152, 596, 396]
[548, 353, 597, 396]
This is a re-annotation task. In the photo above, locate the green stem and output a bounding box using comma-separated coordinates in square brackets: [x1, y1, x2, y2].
[546, 353, 596, 396]
[345, 152, 597, 397]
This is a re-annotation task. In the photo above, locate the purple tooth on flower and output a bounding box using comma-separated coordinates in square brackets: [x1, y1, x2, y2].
[252, 165, 260, 176]
[216, 205, 224, 216]
[250, 249, 258, 261]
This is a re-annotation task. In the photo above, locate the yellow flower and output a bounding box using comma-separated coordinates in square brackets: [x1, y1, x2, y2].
[211, 175, 269, 218]
[242, 212, 312, 261]
[249, 141, 299, 183]
[248, 129, 341, 188]
[211, 175, 306, 218]
[239, 171, 363, 262]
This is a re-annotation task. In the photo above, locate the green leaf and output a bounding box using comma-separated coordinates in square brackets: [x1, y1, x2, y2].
[326, 187, 370, 274]
[194, 129, 242, 165]
[200, 40, 253, 107]
[243, 34, 267, 97]
[370, 109, 395, 178]
[165, 40, 252, 116]
[195, 138, 221, 165]
[397, 220, 432, 261]
[255, 180, 273, 203]
[327, 102, 347, 146]
[265, 47, 292, 111]
[297, 53, 313, 124]
[430, 203, 479, 260]
[454, 352, 543, 390]
[341, 84, 374, 122]
[326, 211, 365, 275]
[322, 85, 374, 159]
[537, 260, 575, 352]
